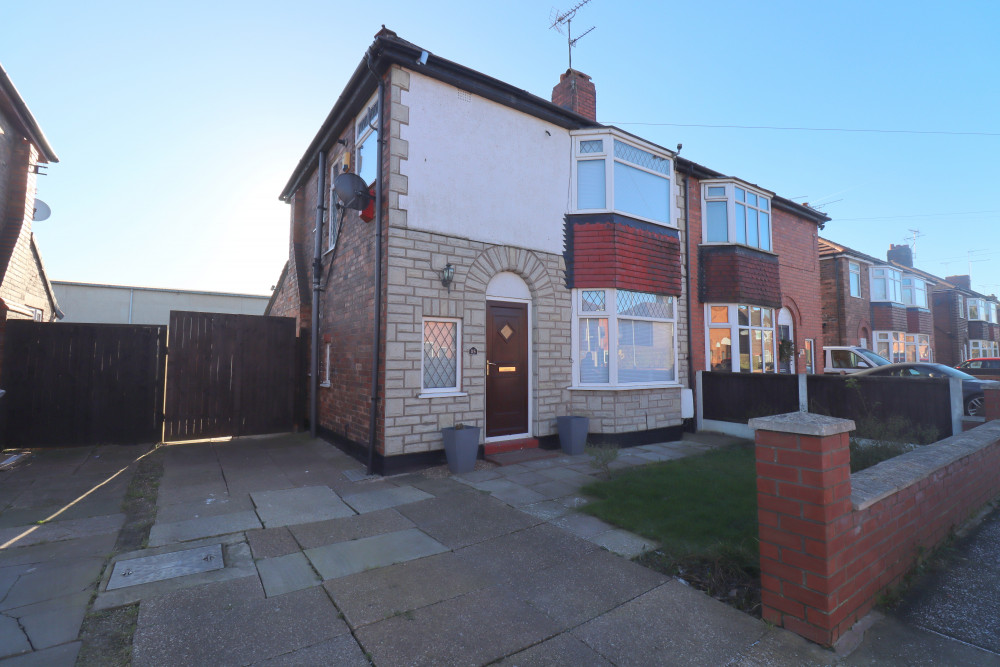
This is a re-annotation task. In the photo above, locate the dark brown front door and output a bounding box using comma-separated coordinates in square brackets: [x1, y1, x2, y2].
[485, 300, 529, 437]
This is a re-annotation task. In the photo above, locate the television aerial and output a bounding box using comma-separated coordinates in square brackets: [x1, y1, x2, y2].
[549, 0, 596, 70]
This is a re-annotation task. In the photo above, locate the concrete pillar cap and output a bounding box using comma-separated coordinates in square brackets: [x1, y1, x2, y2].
[749, 411, 855, 437]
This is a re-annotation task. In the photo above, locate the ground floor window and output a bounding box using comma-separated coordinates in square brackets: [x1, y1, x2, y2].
[970, 339, 999, 359]
[904, 334, 932, 362]
[707, 304, 776, 373]
[575, 288, 677, 386]
[422, 318, 461, 393]
[874, 331, 906, 363]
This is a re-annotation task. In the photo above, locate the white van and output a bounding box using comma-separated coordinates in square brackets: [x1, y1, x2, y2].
[823, 346, 892, 374]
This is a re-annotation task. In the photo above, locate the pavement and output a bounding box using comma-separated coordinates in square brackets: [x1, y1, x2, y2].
[0, 432, 998, 665]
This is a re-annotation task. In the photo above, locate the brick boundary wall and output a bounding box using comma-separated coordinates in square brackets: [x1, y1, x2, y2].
[750, 392, 1000, 646]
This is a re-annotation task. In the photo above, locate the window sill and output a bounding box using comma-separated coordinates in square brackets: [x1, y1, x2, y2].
[698, 242, 777, 257]
[418, 391, 468, 399]
[319, 382, 331, 388]
[568, 383, 682, 392]
[322, 246, 336, 258]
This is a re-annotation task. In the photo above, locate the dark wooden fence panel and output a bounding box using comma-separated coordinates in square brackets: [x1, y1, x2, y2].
[700, 371, 800, 422]
[2, 321, 166, 447]
[808, 375, 951, 440]
[163, 312, 296, 441]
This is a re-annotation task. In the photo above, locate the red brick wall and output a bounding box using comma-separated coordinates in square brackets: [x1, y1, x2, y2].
[698, 246, 782, 308]
[567, 217, 682, 295]
[819, 257, 871, 347]
[755, 421, 1000, 646]
[905, 308, 933, 337]
[550, 69, 596, 121]
[933, 290, 967, 365]
[968, 320, 990, 341]
[871, 302, 907, 332]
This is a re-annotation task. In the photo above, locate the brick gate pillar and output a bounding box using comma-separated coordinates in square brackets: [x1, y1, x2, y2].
[749, 412, 855, 646]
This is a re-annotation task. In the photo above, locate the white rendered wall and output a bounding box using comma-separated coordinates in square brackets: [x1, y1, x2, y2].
[399, 72, 571, 255]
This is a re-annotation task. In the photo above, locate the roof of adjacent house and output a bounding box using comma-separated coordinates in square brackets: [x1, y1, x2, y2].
[278, 28, 830, 227]
[818, 237, 885, 265]
[0, 62, 57, 163]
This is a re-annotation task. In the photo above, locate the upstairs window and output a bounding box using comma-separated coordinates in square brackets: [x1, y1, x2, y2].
[902, 277, 927, 308]
[574, 133, 674, 226]
[870, 268, 902, 303]
[957, 295, 965, 318]
[702, 182, 772, 252]
[356, 97, 379, 187]
[848, 261, 861, 297]
[990, 302, 999, 324]
[968, 298, 989, 321]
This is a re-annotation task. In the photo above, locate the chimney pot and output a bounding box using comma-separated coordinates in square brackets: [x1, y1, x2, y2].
[551, 69, 596, 122]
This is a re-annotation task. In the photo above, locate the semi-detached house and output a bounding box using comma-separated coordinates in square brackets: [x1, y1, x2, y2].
[268, 28, 829, 473]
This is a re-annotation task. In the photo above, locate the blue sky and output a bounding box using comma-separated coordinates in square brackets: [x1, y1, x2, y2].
[4, 1, 998, 296]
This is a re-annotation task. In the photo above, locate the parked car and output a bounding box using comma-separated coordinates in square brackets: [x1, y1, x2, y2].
[956, 358, 1000, 380]
[823, 346, 892, 374]
[852, 362, 999, 416]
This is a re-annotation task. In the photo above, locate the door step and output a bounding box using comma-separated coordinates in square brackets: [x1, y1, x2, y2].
[485, 439, 562, 466]
[483, 438, 539, 456]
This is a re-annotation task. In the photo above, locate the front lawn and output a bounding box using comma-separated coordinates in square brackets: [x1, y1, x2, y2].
[580, 445, 761, 613]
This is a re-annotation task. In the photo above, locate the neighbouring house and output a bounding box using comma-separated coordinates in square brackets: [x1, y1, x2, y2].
[270, 28, 831, 473]
[0, 62, 61, 324]
[53, 281, 269, 325]
[819, 239, 940, 363]
[931, 273, 999, 365]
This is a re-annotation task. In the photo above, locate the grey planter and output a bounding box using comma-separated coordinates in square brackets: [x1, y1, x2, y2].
[441, 426, 480, 474]
[557, 416, 589, 455]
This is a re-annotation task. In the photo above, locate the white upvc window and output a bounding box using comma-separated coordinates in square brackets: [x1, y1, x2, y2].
[28, 307, 43, 322]
[702, 181, 772, 252]
[874, 331, 906, 363]
[573, 131, 675, 227]
[970, 340, 999, 358]
[327, 162, 341, 252]
[901, 277, 928, 308]
[573, 288, 678, 387]
[706, 304, 777, 373]
[904, 333, 932, 362]
[848, 262, 861, 298]
[870, 268, 902, 303]
[957, 295, 965, 319]
[421, 318, 461, 393]
[356, 95, 379, 187]
[990, 302, 999, 324]
[320, 344, 332, 387]
[967, 298, 987, 321]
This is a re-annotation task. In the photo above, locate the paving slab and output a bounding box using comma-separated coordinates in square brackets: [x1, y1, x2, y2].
[355, 586, 561, 667]
[470, 478, 548, 506]
[527, 479, 583, 500]
[324, 551, 493, 628]
[289, 508, 415, 550]
[0, 641, 80, 666]
[396, 475, 482, 498]
[246, 526, 300, 559]
[512, 549, 667, 630]
[454, 523, 597, 586]
[153, 493, 253, 524]
[107, 544, 224, 590]
[4, 591, 90, 651]
[133, 583, 348, 667]
[304, 528, 448, 581]
[0, 558, 104, 611]
[494, 631, 614, 666]
[0, 513, 124, 549]
[588, 527, 656, 558]
[0, 532, 116, 568]
[730, 627, 835, 666]
[572, 580, 767, 665]
[517, 500, 571, 521]
[155, 482, 231, 507]
[147, 510, 262, 547]
[256, 552, 321, 597]
[341, 485, 432, 514]
[396, 494, 539, 549]
[453, 469, 501, 483]
[254, 635, 368, 666]
[250, 486, 354, 528]
[840, 614, 1000, 667]
[550, 512, 615, 539]
[0, 614, 30, 659]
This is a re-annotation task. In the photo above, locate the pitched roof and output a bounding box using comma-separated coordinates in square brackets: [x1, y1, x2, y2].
[0, 62, 57, 163]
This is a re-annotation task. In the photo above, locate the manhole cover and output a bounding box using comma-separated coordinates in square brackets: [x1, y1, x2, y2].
[107, 544, 224, 590]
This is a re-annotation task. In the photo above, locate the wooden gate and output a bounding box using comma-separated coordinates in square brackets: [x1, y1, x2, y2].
[1, 321, 167, 447]
[162, 311, 297, 441]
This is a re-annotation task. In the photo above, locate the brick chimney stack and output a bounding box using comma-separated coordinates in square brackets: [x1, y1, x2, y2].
[946, 275, 972, 291]
[551, 69, 596, 122]
[887, 244, 913, 268]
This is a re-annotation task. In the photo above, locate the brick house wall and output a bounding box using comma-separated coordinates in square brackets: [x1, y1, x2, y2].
[933, 290, 967, 365]
[871, 302, 908, 332]
[819, 256, 872, 347]
[906, 307, 933, 336]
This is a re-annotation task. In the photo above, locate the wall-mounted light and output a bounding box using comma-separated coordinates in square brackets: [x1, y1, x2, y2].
[439, 262, 455, 291]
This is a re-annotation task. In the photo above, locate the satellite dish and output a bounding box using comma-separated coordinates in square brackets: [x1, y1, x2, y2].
[33, 199, 51, 221]
[333, 173, 372, 211]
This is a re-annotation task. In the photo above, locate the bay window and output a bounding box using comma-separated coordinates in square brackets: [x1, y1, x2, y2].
[707, 304, 776, 373]
[575, 289, 677, 386]
[870, 268, 902, 303]
[970, 340, 999, 358]
[904, 334, 932, 362]
[968, 298, 986, 321]
[574, 132, 674, 226]
[702, 181, 772, 252]
[901, 277, 927, 308]
[875, 331, 906, 363]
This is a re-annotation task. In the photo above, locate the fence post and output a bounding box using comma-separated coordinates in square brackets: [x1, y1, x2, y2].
[949, 377, 963, 435]
[695, 370, 704, 432]
[798, 374, 808, 411]
[986, 387, 1000, 422]
[749, 412, 855, 646]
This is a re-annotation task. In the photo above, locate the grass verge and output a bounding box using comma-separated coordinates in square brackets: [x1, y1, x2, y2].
[580, 444, 761, 614]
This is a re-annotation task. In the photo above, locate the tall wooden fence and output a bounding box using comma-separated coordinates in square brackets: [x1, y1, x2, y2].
[162, 311, 297, 442]
[1, 321, 167, 447]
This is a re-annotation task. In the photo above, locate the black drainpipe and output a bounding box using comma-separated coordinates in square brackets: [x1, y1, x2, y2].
[310, 152, 326, 438]
[366, 58, 385, 476]
[683, 172, 695, 429]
